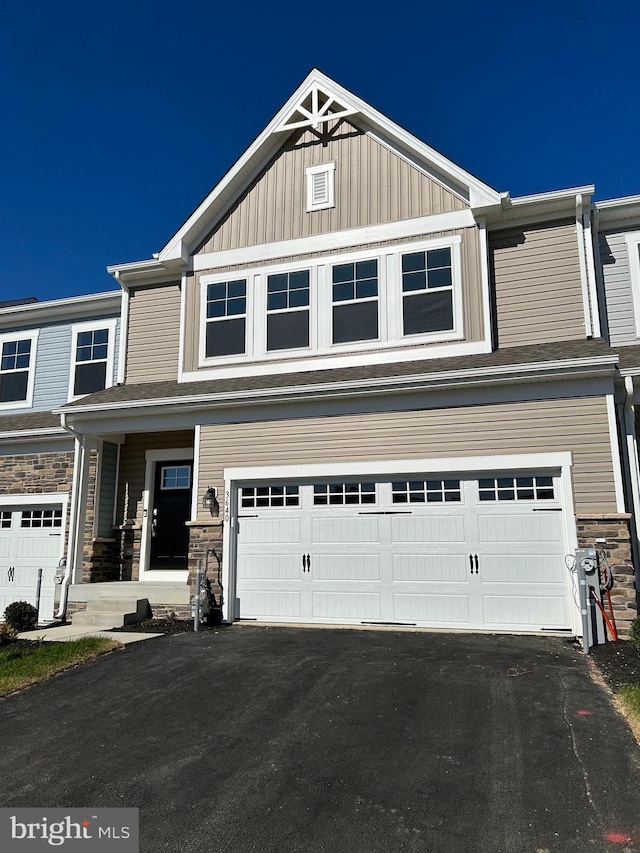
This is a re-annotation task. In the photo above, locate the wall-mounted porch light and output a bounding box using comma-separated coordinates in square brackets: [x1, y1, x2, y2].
[202, 486, 220, 517]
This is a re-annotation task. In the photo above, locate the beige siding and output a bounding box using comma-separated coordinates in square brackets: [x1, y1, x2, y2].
[196, 120, 467, 254]
[197, 396, 615, 518]
[126, 284, 181, 383]
[184, 226, 484, 373]
[490, 221, 585, 347]
[116, 430, 194, 527]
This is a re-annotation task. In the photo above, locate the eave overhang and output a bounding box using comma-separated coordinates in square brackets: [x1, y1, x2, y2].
[56, 353, 618, 432]
[0, 291, 120, 330]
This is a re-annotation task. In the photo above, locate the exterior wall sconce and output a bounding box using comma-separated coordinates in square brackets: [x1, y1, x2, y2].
[203, 486, 220, 517]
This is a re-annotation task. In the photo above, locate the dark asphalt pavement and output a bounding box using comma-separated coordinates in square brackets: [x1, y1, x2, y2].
[1, 627, 640, 853]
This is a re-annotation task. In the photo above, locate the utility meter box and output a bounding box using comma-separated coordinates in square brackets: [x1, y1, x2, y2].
[575, 548, 606, 649]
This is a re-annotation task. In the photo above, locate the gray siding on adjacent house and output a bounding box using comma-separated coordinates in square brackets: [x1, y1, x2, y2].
[97, 441, 118, 537]
[196, 119, 467, 254]
[125, 284, 181, 383]
[184, 226, 485, 374]
[490, 220, 586, 347]
[197, 395, 616, 519]
[599, 229, 639, 346]
[1, 314, 121, 416]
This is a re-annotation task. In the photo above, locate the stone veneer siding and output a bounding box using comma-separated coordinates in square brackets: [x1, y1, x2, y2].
[576, 514, 637, 638]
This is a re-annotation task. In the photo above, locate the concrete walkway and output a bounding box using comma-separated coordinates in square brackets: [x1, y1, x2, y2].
[18, 624, 163, 644]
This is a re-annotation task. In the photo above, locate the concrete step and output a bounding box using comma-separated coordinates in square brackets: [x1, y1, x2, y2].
[68, 582, 190, 606]
[84, 598, 149, 614]
[70, 610, 132, 629]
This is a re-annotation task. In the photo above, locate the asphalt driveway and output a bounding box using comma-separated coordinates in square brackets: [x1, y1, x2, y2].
[1, 627, 640, 853]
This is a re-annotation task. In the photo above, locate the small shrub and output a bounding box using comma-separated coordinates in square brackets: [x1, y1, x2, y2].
[4, 601, 38, 632]
[0, 623, 17, 645]
[630, 615, 640, 655]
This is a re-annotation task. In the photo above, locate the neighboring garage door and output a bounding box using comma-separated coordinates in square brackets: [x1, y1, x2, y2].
[235, 473, 572, 632]
[0, 505, 64, 623]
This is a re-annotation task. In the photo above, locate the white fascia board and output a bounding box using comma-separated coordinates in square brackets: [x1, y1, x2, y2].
[508, 186, 595, 206]
[0, 291, 120, 329]
[107, 258, 184, 286]
[159, 69, 500, 262]
[0, 427, 66, 441]
[193, 210, 475, 272]
[596, 195, 640, 218]
[224, 452, 573, 483]
[57, 354, 618, 422]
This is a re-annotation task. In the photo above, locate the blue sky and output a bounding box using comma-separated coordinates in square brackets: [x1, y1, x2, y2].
[0, 0, 637, 301]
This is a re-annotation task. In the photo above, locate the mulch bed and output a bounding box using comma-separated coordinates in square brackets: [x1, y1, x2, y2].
[590, 640, 640, 692]
[110, 618, 217, 635]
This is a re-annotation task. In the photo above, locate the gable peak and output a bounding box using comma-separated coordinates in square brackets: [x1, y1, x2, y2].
[274, 82, 358, 133]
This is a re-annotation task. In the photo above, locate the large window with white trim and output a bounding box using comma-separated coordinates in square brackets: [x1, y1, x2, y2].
[199, 236, 463, 367]
[69, 320, 116, 399]
[0, 332, 37, 406]
[205, 279, 247, 357]
[625, 232, 640, 338]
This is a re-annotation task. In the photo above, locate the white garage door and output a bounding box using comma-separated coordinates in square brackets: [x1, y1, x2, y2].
[235, 473, 572, 632]
[0, 505, 64, 623]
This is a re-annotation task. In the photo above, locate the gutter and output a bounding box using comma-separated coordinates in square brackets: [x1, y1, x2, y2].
[54, 353, 619, 421]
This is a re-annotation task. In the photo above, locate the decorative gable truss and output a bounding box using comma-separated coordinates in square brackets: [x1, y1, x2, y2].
[274, 84, 358, 132]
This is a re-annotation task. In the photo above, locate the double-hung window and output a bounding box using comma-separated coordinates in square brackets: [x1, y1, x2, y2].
[332, 259, 378, 344]
[625, 233, 640, 338]
[205, 279, 247, 357]
[69, 320, 116, 399]
[401, 247, 454, 336]
[266, 270, 310, 351]
[0, 332, 37, 406]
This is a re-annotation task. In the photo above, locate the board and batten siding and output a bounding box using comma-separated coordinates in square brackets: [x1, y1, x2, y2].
[490, 220, 585, 347]
[115, 430, 194, 527]
[125, 284, 181, 383]
[196, 119, 467, 254]
[197, 396, 616, 519]
[599, 229, 638, 346]
[184, 227, 484, 373]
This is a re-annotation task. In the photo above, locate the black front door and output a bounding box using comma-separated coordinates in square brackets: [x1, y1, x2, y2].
[149, 461, 193, 570]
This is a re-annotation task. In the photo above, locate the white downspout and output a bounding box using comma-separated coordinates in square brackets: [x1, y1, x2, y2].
[623, 375, 640, 573]
[116, 274, 130, 386]
[582, 206, 601, 338]
[55, 414, 81, 618]
[575, 194, 593, 337]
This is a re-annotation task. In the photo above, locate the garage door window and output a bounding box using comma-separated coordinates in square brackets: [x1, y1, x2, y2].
[478, 476, 555, 502]
[21, 509, 63, 528]
[240, 485, 300, 508]
[313, 482, 376, 505]
[0, 511, 11, 528]
[392, 479, 462, 503]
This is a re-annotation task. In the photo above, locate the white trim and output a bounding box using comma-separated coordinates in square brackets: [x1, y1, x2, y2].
[192, 209, 475, 272]
[67, 318, 118, 402]
[93, 438, 104, 538]
[220, 452, 577, 628]
[575, 197, 593, 337]
[606, 393, 626, 511]
[0, 329, 39, 411]
[191, 425, 201, 520]
[223, 452, 573, 484]
[306, 161, 335, 212]
[117, 287, 129, 385]
[623, 377, 640, 563]
[197, 235, 466, 375]
[624, 232, 640, 338]
[0, 492, 69, 508]
[139, 447, 194, 583]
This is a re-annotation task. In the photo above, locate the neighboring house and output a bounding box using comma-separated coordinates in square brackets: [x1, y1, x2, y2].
[594, 195, 640, 626]
[0, 292, 121, 621]
[56, 69, 636, 636]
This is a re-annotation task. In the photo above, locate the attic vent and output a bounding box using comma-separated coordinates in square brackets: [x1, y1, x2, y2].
[306, 162, 336, 212]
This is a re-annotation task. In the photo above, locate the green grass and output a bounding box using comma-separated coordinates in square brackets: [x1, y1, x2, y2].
[0, 637, 119, 696]
[619, 684, 640, 722]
